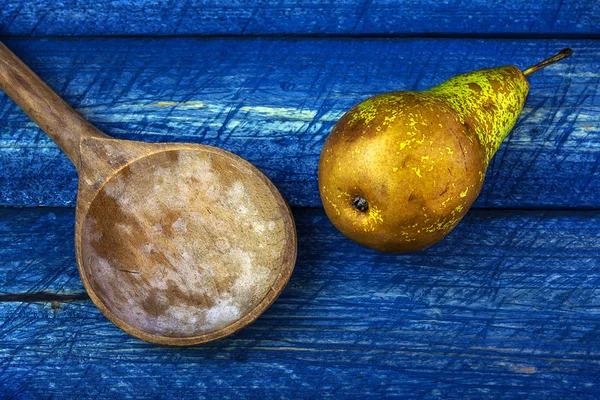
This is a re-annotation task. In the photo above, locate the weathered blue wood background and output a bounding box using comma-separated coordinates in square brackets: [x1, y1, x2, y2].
[1, 1, 599, 399]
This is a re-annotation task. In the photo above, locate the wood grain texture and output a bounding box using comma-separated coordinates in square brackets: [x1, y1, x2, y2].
[0, 38, 598, 209]
[1, 0, 599, 36]
[1, 207, 600, 398]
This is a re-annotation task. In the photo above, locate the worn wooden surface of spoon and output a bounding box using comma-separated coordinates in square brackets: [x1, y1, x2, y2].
[0, 41, 297, 346]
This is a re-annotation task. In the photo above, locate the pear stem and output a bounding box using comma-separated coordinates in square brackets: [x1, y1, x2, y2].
[522, 48, 573, 76]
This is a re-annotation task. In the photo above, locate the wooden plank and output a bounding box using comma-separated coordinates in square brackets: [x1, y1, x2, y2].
[0, 38, 598, 208]
[1, 300, 599, 399]
[4, 207, 600, 294]
[1, 207, 600, 398]
[1, 0, 598, 36]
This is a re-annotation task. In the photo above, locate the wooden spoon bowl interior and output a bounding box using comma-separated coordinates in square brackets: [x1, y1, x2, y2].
[77, 147, 297, 345]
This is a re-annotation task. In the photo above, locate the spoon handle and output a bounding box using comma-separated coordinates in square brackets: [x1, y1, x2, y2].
[0, 41, 107, 168]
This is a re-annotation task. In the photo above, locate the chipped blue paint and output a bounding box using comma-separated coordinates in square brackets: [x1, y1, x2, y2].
[0, 38, 598, 208]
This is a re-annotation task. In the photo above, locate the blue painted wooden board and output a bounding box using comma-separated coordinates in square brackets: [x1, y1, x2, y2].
[1, 0, 599, 36]
[4, 207, 600, 296]
[0, 38, 598, 208]
[1, 2, 599, 397]
[1, 207, 600, 398]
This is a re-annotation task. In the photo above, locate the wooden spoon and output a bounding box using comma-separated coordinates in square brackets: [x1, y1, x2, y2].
[0, 41, 297, 346]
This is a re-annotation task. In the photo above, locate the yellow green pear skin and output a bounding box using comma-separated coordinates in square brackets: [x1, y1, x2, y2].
[318, 66, 529, 253]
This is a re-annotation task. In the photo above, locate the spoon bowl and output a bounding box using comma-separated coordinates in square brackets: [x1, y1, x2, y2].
[77, 142, 296, 345]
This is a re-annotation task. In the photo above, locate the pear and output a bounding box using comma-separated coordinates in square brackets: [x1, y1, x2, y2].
[319, 49, 573, 253]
